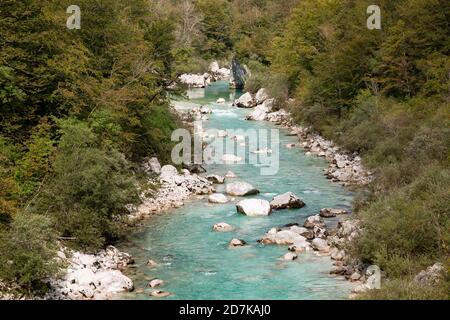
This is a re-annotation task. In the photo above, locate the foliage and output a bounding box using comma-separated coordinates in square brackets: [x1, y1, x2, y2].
[0, 212, 59, 294]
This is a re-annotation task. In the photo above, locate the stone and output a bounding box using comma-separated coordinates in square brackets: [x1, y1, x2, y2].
[261, 230, 307, 245]
[147, 260, 158, 268]
[148, 279, 165, 288]
[236, 199, 272, 217]
[255, 88, 269, 104]
[206, 174, 225, 184]
[229, 239, 246, 247]
[150, 290, 171, 298]
[414, 263, 445, 286]
[311, 238, 330, 252]
[213, 222, 234, 232]
[216, 98, 226, 104]
[208, 193, 229, 204]
[282, 252, 298, 261]
[141, 157, 162, 175]
[225, 182, 259, 196]
[234, 92, 255, 108]
[320, 208, 349, 218]
[179, 74, 208, 88]
[270, 192, 305, 210]
[303, 215, 325, 229]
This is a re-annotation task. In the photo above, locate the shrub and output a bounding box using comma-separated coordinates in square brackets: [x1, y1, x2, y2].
[31, 118, 139, 251]
[0, 212, 59, 295]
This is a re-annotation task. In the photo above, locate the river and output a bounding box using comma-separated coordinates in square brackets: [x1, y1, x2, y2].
[118, 81, 353, 300]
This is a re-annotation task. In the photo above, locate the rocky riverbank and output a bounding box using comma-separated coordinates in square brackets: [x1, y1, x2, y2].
[178, 61, 231, 88]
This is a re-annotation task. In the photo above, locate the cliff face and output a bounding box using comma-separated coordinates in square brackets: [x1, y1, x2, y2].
[230, 57, 249, 89]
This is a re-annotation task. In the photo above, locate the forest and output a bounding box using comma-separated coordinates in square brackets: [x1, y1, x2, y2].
[0, 0, 449, 299]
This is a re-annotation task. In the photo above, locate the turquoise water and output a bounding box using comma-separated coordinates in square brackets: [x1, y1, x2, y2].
[119, 81, 353, 300]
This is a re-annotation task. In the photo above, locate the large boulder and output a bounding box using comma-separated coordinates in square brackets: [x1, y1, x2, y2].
[226, 182, 259, 196]
[206, 174, 225, 184]
[236, 199, 271, 217]
[208, 193, 229, 204]
[234, 92, 255, 108]
[245, 99, 274, 121]
[270, 192, 305, 210]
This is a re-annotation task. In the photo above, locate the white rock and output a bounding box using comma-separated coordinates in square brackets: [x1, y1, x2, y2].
[229, 239, 246, 247]
[213, 222, 234, 232]
[208, 193, 229, 204]
[311, 238, 330, 252]
[303, 215, 325, 228]
[226, 182, 259, 196]
[255, 88, 269, 104]
[148, 279, 165, 288]
[236, 199, 271, 217]
[270, 192, 305, 210]
[234, 92, 255, 108]
[216, 98, 226, 104]
[206, 174, 225, 184]
[142, 157, 162, 175]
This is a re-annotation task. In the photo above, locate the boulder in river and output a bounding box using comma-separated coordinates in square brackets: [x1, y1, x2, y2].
[270, 192, 305, 210]
[208, 193, 229, 204]
[150, 290, 171, 298]
[229, 238, 246, 248]
[226, 182, 259, 196]
[230, 57, 248, 89]
[236, 199, 271, 217]
[206, 174, 225, 184]
[234, 92, 255, 108]
[213, 222, 234, 232]
[282, 252, 298, 261]
[148, 279, 165, 288]
[260, 228, 307, 245]
[216, 98, 226, 104]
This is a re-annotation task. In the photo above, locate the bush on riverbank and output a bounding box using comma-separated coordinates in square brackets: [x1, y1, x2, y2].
[267, 0, 450, 298]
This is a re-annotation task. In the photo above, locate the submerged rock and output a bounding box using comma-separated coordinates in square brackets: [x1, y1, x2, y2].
[236, 199, 271, 216]
[150, 290, 171, 298]
[270, 192, 305, 210]
[229, 238, 246, 248]
[282, 252, 298, 261]
[213, 222, 234, 232]
[148, 279, 165, 288]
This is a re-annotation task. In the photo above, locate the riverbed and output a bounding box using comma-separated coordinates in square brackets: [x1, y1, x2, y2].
[118, 81, 354, 300]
